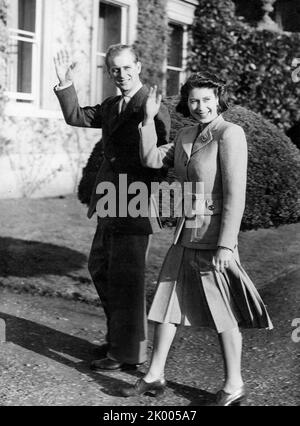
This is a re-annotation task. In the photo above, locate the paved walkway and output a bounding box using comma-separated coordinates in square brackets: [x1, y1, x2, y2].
[0, 268, 299, 406]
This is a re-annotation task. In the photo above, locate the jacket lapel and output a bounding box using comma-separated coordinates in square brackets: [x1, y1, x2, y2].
[107, 96, 122, 133]
[191, 115, 224, 156]
[181, 126, 199, 159]
[109, 85, 148, 135]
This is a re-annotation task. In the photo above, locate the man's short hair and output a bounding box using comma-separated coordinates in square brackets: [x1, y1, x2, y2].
[105, 44, 140, 69]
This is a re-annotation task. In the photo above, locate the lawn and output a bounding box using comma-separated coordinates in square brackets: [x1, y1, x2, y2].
[0, 195, 299, 306]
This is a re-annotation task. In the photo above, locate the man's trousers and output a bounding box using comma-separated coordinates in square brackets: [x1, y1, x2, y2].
[88, 224, 149, 364]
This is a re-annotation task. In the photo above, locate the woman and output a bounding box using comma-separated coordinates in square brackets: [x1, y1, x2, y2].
[121, 73, 273, 406]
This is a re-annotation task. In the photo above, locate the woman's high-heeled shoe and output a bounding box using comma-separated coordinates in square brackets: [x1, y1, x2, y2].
[214, 386, 247, 406]
[120, 378, 166, 397]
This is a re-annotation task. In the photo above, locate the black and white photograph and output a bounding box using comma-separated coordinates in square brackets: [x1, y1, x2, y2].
[0, 0, 299, 409]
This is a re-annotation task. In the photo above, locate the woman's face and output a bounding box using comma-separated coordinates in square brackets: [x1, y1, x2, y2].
[188, 87, 219, 124]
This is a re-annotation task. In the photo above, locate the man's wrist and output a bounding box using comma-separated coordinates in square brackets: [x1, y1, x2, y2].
[58, 79, 73, 87]
[55, 80, 73, 91]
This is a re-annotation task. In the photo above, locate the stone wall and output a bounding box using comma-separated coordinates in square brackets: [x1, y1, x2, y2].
[0, 0, 99, 199]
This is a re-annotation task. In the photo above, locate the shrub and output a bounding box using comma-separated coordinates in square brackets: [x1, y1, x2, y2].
[189, 0, 300, 132]
[77, 139, 104, 206]
[225, 107, 300, 229]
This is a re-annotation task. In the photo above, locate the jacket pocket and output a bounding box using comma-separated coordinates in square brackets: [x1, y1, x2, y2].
[187, 215, 221, 244]
[184, 195, 223, 218]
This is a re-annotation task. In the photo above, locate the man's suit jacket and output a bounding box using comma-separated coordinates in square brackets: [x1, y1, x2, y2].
[55, 84, 171, 234]
[139, 115, 248, 251]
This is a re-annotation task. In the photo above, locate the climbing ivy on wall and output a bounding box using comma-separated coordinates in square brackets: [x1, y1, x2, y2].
[189, 0, 300, 131]
[134, 0, 169, 87]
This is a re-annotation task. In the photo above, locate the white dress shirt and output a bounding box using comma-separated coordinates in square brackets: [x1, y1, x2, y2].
[118, 81, 143, 114]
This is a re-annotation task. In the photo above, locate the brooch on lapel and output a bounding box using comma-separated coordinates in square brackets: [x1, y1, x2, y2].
[199, 130, 213, 144]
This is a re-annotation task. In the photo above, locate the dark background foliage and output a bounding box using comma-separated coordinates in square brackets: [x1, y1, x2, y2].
[189, 0, 300, 133]
[134, 0, 169, 87]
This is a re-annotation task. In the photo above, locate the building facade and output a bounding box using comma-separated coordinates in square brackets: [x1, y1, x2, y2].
[1, 0, 197, 199]
[2, 0, 298, 199]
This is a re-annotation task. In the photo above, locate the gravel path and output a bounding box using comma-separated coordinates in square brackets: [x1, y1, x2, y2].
[0, 267, 299, 406]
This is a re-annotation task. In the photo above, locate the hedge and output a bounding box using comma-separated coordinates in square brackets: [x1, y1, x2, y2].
[189, 0, 300, 132]
[78, 139, 104, 206]
[78, 96, 300, 231]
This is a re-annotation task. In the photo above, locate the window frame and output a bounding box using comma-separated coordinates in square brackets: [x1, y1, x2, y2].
[166, 21, 189, 97]
[165, 0, 197, 96]
[6, 0, 42, 106]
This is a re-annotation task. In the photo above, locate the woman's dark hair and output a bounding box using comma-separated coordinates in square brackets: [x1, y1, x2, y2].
[176, 72, 229, 117]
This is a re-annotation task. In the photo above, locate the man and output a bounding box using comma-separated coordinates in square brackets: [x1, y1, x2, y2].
[54, 45, 170, 371]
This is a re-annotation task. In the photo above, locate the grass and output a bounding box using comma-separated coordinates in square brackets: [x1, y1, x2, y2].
[0, 195, 299, 305]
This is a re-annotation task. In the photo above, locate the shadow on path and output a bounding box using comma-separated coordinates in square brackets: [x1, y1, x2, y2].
[0, 237, 86, 277]
[0, 312, 211, 405]
[167, 382, 215, 406]
[0, 312, 131, 397]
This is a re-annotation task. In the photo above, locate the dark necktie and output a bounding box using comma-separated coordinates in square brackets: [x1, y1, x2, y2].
[119, 97, 128, 115]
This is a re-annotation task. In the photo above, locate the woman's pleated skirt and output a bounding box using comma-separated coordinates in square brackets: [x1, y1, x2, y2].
[148, 244, 273, 333]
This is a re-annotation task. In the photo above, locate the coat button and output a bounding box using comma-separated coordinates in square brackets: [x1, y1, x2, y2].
[208, 204, 215, 211]
[184, 161, 188, 167]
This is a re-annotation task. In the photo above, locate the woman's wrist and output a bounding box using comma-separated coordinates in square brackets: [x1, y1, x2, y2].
[143, 117, 155, 126]
[218, 246, 233, 253]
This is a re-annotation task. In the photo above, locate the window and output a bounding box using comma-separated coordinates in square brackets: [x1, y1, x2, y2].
[165, 0, 197, 96]
[7, 0, 41, 103]
[96, 1, 128, 101]
[166, 23, 187, 96]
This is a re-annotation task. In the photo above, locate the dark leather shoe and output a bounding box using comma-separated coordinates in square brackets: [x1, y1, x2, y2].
[214, 386, 247, 406]
[90, 357, 138, 372]
[120, 378, 166, 397]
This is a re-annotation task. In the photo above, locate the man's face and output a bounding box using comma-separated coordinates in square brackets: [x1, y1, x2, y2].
[107, 49, 142, 94]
